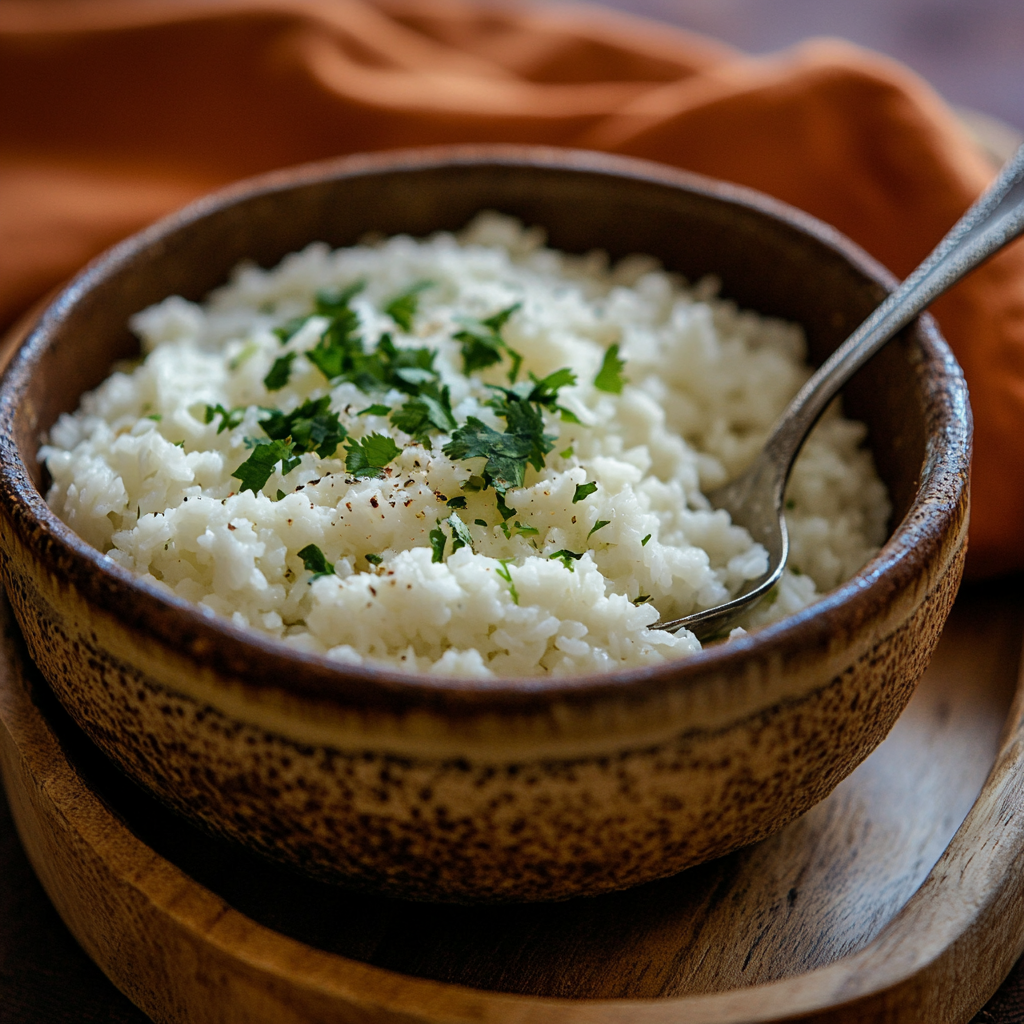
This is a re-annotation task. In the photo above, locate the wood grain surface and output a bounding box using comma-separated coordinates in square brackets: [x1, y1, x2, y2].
[1, 579, 1024, 1024]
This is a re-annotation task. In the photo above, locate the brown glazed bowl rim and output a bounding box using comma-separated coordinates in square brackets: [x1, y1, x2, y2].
[0, 145, 971, 716]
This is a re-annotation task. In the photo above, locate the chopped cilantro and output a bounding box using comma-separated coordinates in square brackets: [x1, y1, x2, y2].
[633, 594, 652, 606]
[264, 351, 296, 391]
[447, 512, 474, 552]
[297, 543, 335, 578]
[228, 341, 259, 370]
[273, 315, 311, 343]
[474, 518, 488, 527]
[514, 521, 539, 536]
[573, 481, 598, 503]
[390, 383, 456, 445]
[358, 404, 391, 417]
[232, 438, 301, 494]
[364, 553, 383, 566]
[384, 280, 433, 332]
[594, 343, 627, 394]
[174, 440, 185, 449]
[443, 417, 536, 494]
[276, 490, 286, 501]
[344, 433, 402, 478]
[587, 519, 610, 538]
[315, 281, 365, 316]
[446, 496, 468, 509]
[429, 524, 447, 563]
[495, 559, 519, 605]
[146, 413, 162, 422]
[549, 549, 584, 571]
[641, 533, 652, 547]
[204, 403, 245, 434]
[560, 445, 574, 458]
[260, 397, 346, 458]
[454, 302, 521, 375]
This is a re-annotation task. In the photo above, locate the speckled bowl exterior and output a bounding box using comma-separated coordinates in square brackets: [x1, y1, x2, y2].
[0, 147, 970, 903]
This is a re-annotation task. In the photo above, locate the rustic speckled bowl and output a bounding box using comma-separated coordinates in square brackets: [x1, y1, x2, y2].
[0, 146, 970, 903]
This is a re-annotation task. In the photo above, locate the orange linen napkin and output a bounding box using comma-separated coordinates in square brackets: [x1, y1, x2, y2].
[1, 0, 1022, 576]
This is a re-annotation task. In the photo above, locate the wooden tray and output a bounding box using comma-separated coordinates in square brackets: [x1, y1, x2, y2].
[2, 584, 1024, 1024]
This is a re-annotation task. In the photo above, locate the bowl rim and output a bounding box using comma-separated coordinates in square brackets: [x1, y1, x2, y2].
[0, 144, 972, 715]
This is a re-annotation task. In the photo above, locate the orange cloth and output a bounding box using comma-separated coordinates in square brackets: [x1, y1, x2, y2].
[1, 0, 1022, 575]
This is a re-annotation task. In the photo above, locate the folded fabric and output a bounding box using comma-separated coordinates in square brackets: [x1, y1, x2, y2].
[1, 0, 1021, 575]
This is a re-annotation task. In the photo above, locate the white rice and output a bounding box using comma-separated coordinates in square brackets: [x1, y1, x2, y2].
[40, 214, 890, 678]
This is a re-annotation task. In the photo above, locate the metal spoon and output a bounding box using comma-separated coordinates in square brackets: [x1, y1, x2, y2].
[658, 142, 1024, 640]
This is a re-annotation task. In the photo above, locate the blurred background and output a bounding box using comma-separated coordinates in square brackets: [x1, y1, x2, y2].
[579, 0, 1023, 133]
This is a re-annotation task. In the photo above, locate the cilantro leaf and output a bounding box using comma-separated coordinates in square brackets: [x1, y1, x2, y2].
[454, 302, 521, 375]
[443, 417, 535, 494]
[204, 404, 245, 434]
[344, 433, 402, 478]
[232, 438, 300, 494]
[447, 512, 474, 553]
[514, 520, 539, 536]
[573, 481, 598, 503]
[495, 559, 519, 605]
[358, 404, 391, 417]
[446, 496, 468, 509]
[364, 553, 383, 566]
[384, 280, 433, 332]
[273, 315, 311, 344]
[390, 383, 456, 445]
[549, 549, 584, 571]
[641, 533, 652, 546]
[315, 281, 365, 316]
[587, 519, 610, 538]
[429, 524, 447, 563]
[264, 352, 296, 391]
[297, 543, 335, 578]
[260, 397, 347, 458]
[594, 344, 627, 394]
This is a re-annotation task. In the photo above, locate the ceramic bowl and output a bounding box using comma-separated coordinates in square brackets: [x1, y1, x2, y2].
[0, 146, 970, 903]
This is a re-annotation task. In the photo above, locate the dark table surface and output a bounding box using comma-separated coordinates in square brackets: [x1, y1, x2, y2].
[3, 1, 1024, 1020]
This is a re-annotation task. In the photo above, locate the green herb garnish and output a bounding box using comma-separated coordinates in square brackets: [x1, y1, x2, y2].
[263, 352, 296, 391]
[260, 396, 346, 458]
[549, 549, 584, 571]
[447, 512, 474, 553]
[364, 553, 383, 566]
[633, 594, 652, 606]
[232, 438, 301, 494]
[573, 481, 597, 503]
[384, 280, 433, 332]
[297, 543, 335, 578]
[641, 533, 652, 546]
[454, 303, 522, 376]
[446, 496, 468, 509]
[429, 524, 447, 563]
[495, 559, 519, 604]
[587, 519, 610, 538]
[390, 383, 456, 445]
[594, 343, 627, 394]
[273, 315, 311, 344]
[204, 403, 245, 434]
[358, 404, 391, 417]
[344, 433, 402, 478]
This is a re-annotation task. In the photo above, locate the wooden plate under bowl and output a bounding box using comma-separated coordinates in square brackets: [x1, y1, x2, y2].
[2, 583, 1024, 1024]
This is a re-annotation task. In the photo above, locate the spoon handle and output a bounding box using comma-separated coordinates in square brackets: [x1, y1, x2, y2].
[762, 142, 1024, 493]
